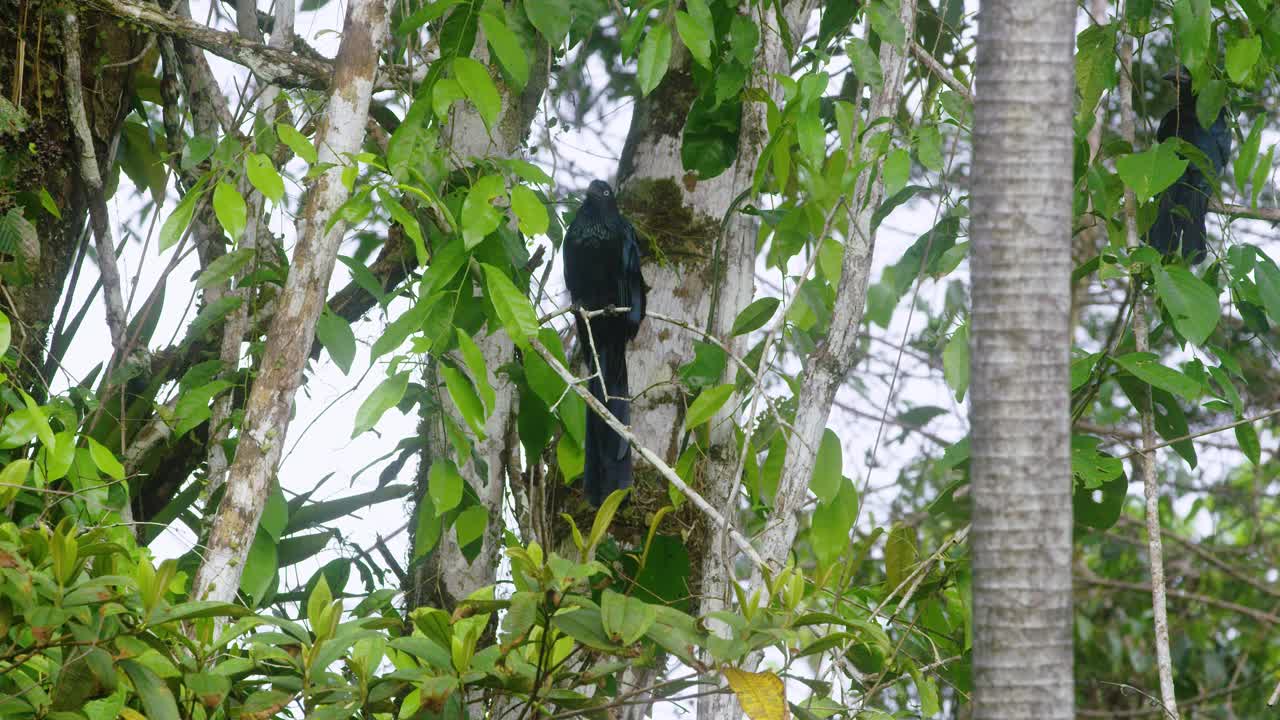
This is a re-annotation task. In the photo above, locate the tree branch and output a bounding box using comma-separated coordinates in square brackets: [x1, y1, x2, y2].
[63, 11, 128, 353]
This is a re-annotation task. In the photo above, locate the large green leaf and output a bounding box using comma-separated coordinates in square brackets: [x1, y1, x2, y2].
[1116, 140, 1188, 204]
[352, 371, 410, 437]
[1152, 265, 1218, 346]
[1171, 0, 1211, 72]
[120, 660, 179, 720]
[212, 181, 247, 241]
[809, 429, 842, 503]
[482, 263, 539, 346]
[524, 0, 570, 46]
[683, 384, 735, 430]
[429, 460, 464, 517]
[637, 25, 673, 96]
[452, 57, 501, 131]
[479, 12, 529, 89]
[1113, 352, 1200, 401]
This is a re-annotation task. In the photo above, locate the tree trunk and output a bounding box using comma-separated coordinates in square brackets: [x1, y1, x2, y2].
[192, 0, 392, 603]
[969, 1, 1074, 718]
[404, 23, 551, 613]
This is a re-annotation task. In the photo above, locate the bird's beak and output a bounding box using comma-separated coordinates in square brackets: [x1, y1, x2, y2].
[1163, 68, 1191, 83]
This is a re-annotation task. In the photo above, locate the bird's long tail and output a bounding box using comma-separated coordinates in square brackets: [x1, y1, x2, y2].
[1149, 175, 1210, 263]
[582, 330, 632, 506]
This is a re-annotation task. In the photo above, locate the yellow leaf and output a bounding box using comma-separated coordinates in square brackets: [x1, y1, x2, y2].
[120, 710, 147, 720]
[723, 667, 789, 720]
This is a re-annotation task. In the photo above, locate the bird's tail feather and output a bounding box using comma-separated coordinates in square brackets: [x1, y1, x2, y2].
[1149, 179, 1209, 262]
[583, 336, 632, 506]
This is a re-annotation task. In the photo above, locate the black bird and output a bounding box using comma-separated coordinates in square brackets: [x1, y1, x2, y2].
[1146, 67, 1232, 263]
[563, 180, 647, 506]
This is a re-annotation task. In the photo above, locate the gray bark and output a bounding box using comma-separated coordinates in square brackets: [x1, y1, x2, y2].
[969, 1, 1075, 718]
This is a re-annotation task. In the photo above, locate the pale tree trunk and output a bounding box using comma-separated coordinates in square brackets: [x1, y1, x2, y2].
[404, 25, 550, 612]
[610, 3, 811, 719]
[192, 0, 392, 602]
[759, 0, 916, 576]
[968, 1, 1074, 718]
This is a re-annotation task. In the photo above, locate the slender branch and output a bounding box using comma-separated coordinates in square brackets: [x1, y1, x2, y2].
[910, 41, 973, 104]
[1115, 407, 1280, 461]
[79, 0, 412, 90]
[527, 338, 768, 571]
[1118, 38, 1178, 720]
[1082, 575, 1280, 626]
[62, 11, 128, 352]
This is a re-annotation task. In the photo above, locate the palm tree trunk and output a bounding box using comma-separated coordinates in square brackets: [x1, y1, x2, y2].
[969, 1, 1075, 717]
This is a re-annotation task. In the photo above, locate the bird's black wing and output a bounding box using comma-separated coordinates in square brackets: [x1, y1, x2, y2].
[620, 219, 646, 340]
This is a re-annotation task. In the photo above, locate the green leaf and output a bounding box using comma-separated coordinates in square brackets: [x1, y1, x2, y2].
[1226, 34, 1261, 84]
[307, 574, 333, 629]
[913, 671, 941, 717]
[1171, 0, 1211, 72]
[195, 247, 255, 289]
[683, 383, 735, 430]
[731, 298, 780, 336]
[159, 187, 201, 252]
[809, 429, 842, 503]
[1236, 421, 1261, 465]
[37, 188, 61, 219]
[1194, 79, 1227, 131]
[675, 11, 711, 68]
[796, 112, 825, 166]
[462, 174, 506, 249]
[414, 490, 443, 557]
[0, 310, 10, 356]
[352, 371, 410, 437]
[377, 188, 427, 265]
[1234, 116, 1265, 198]
[1250, 145, 1274, 208]
[601, 589, 657, 645]
[866, 0, 906, 47]
[943, 323, 969, 401]
[442, 364, 487, 435]
[245, 153, 284, 203]
[914, 125, 944, 173]
[455, 505, 488, 548]
[213, 181, 247, 241]
[428, 460, 464, 516]
[1075, 23, 1117, 121]
[682, 93, 741, 179]
[480, 12, 529, 89]
[1116, 140, 1188, 204]
[1256, 257, 1280, 326]
[884, 523, 917, 591]
[882, 148, 910, 196]
[524, 0, 570, 46]
[482, 263, 539, 345]
[846, 37, 883, 88]
[456, 330, 496, 414]
[452, 57, 501, 131]
[1113, 352, 1201, 401]
[84, 436, 124, 481]
[811, 478, 857, 567]
[637, 25, 673, 97]
[510, 184, 549, 236]
[316, 309, 357, 374]
[1072, 435, 1123, 489]
[276, 122, 317, 164]
[120, 660, 180, 720]
[0, 460, 31, 504]
[1152, 264, 1219, 345]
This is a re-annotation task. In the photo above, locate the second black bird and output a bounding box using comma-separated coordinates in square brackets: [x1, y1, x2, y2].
[563, 180, 647, 506]
[1147, 67, 1232, 264]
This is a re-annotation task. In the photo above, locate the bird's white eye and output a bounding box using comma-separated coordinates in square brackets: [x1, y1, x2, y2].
[603, 189, 612, 196]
